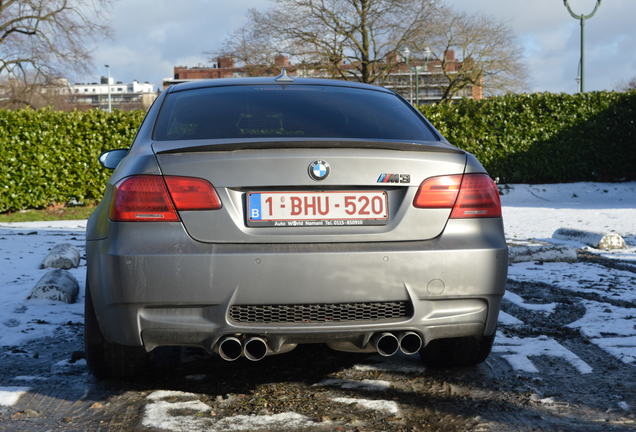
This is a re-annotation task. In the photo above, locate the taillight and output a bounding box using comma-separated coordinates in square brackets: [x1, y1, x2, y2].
[413, 174, 462, 208]
[450, 174, 501, 218]
[164, 176, 221, 210]
[413, 173, 501, 218]
[110, 175, 221, 222]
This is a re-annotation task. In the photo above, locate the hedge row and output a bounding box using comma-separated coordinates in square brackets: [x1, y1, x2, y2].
[0, 109, 145, 212]
[0, 91, 634, 212]
[419, 91, 636, 183]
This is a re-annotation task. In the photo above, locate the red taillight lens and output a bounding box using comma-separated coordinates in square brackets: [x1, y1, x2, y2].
[164, 176, 221, 210]
[450, 174, 501, 218]
[413, 174, 462, 208]
[110, 175, 179, 221]
[110, 175, 221, 222]
[413, 173, 501, 218]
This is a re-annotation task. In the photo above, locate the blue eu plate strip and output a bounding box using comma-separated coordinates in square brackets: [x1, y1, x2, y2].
[249, 193, 262, 220]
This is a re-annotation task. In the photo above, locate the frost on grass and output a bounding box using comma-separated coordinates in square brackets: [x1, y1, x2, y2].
[493, 333, 593, 374]
[503, 290, 557, 314]
[0, 386, 30, 406]
[314, 378, 392, 391]
[332, 397, 400, 415]
[143, 390, 326, 431]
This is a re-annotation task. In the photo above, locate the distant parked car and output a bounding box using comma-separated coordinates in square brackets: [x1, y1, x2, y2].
[85, 74, 507, 378]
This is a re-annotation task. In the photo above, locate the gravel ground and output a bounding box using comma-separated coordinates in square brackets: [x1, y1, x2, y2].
[0, 251, 634, 432]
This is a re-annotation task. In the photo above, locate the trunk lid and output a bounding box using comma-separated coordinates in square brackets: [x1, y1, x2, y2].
[152, 140, 467, 243]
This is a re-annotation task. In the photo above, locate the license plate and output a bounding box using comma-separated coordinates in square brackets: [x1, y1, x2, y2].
[247, 191, 388, 227]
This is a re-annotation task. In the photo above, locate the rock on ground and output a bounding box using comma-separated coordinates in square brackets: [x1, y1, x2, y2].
[552, 228, 627, 250]
[40, 244, 80, 269]
[28, 269, 79, 304]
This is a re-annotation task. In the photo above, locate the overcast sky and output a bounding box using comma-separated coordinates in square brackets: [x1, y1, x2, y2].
[86, 0, 635, 93]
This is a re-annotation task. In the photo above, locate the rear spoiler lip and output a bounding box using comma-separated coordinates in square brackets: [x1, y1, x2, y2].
[151, 138, 464, 155]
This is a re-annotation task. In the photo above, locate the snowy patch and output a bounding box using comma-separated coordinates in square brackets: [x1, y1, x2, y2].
[0, 228, 85, 346]
[493, 333, 593, 374]
[590, 336, 636, 365]
[508, 243, 577, 263]
[214, 412, 324, 431]
[353, 360, 425, 374]
[51, 358, 86, 374]
[568, 300, 636, 338]
[143, 391, 212, 431]
[503, 290, 557, 313]
[618, 401, 630, 411]
[332, 396, 400, 414]
[498, 311, 524, 326]
[12, 376, 46, 382]
[143, 390, 325, 431]
[0, 220, 87, 230]
[314, 378, 392, 391]
[0, 386, 30, 406]
[508, 261, 636, 302]
[501, 183, 636, 250]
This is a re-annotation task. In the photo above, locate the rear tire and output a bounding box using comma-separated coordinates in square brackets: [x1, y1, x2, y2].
[419, 335, 494, 368]
[84, 286, 149, 379]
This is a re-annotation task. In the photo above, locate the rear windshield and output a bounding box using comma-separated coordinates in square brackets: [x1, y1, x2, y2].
[153, 85, 438, 141]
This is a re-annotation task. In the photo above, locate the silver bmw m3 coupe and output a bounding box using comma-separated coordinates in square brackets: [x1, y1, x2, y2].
[85, 75, 507, 378]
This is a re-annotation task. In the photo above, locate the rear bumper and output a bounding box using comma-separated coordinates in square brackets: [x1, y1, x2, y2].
[86, 218, 507, 352]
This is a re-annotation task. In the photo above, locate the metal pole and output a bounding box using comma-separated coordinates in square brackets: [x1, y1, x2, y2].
[105, 64, 112, 112]
[414, 65, 419, 106]
[580, 17, 584, 92]
[407, 58, 412, 104]
[563, 0, 601, 93]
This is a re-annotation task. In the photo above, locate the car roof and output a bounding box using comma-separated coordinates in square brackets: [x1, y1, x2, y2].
[167, 76, 394, 94]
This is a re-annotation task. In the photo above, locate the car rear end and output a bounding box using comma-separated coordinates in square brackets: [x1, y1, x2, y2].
[86, 78, 507, 373]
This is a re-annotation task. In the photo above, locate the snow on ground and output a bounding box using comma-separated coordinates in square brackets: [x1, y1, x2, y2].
[0, 386, 31, 406]
[492, 333, 593, 374]
[501, 182, 636, 243]
[508, 261, 636, 302]
[503, 290, 557, 313]
[0, 225, 85, 347]
[143, 390, 326, 432]
[331, 397, 400, 415]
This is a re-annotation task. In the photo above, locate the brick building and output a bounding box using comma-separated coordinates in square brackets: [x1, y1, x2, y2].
[163, 51, 483, 104]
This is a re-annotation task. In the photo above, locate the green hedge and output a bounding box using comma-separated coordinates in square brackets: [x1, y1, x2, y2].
[419, 91, 636, 184]
[0, 109, 144, 212]
[0, 91, 635, 212]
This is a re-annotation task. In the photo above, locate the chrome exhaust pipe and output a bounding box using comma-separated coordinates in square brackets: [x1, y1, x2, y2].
[372, 332, 399, 357]
[243, 337, 268, 361]
[217, 336, 242, 361]
[398, 331, 422, 355]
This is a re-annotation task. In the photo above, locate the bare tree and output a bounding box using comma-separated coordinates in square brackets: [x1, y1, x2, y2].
[0, 0, 111, 106]
[217, 1, 527, 101]
[422, 12, 527, 102]
[618, 76, 636, 91]
[218, 0, 441, 84]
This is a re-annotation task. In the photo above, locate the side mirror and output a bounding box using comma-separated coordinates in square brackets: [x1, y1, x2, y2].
[98, 148, 129, 170]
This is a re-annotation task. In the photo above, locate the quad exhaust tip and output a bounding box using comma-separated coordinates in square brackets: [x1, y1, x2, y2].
[373, 332, 400, 357]
[217, 336, 242, 361]
[244, 337, 268, 361]
[398, 331, 423, 355]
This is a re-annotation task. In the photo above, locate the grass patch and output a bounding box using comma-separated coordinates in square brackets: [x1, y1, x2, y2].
[0, 203, 97, 223]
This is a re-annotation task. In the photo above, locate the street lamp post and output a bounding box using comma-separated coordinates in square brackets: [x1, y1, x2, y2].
[420, 46, 432, 106]
[563, 0, 601, 93]
[105, 64, 112, 112]
[400, 47, 412, 104]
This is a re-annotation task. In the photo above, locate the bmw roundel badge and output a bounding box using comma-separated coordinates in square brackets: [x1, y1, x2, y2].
[308, 160, 330, 181]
